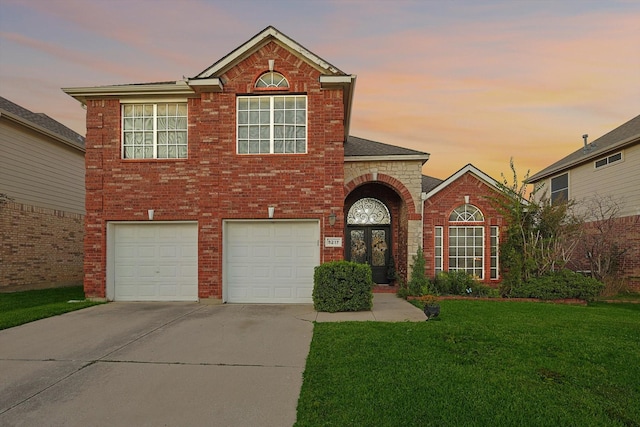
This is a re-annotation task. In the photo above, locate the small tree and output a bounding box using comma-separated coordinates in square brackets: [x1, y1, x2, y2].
[407, 246, 428, 296]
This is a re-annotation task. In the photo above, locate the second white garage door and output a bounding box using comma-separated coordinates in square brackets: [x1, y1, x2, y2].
[225, 221, 320, 303]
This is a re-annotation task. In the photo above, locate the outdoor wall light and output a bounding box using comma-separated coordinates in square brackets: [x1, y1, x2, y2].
[268, 206, 275, 218]
[328, 212, 337, 226]
[148, 209, 154, 221]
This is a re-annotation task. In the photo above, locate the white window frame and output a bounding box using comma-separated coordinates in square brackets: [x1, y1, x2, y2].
[594, 151, 623, 169]
[448, 226, 485, 279]
[236, 95, 307, 155]
[490, 226, 499, 280]
[121, 102, 188, 159]
[434, 226, 443, 274]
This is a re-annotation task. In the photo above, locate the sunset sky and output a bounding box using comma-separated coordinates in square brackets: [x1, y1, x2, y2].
[1, 0, 638, 182]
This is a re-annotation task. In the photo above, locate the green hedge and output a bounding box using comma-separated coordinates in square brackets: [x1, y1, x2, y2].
[430, 271, 495, 297]
[510, 269, 604, 301]
[313, 261, 373, 312]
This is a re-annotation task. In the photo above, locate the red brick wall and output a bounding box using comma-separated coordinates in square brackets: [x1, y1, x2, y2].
[569, 214, 640, 292]
[422, 173, 507, 285]
[1, 201, 83, 292]
[82, 41, 346, 299]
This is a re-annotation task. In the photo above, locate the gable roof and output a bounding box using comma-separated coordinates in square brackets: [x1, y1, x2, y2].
[344, 135, 430, 162]
[194, 26, 346, 78]
[0, 96, 85, 151]
[529, 114, 640, 182]
[424, 163, 500, 199]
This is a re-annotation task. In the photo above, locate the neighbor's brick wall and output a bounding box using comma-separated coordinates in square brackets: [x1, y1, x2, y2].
[422, 173, 507, 284]
[82, 41, 346, 299]
[0, 201, 83, 292]
[569, 214, 640, 292]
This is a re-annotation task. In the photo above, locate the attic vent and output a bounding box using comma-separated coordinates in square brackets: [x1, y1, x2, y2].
[256, 72, 289, 88]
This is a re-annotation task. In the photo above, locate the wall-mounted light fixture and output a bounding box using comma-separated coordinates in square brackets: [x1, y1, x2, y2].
[148, 209, 154, 221]
[328, 212, 337, 226]
[268, 206, 275, 219]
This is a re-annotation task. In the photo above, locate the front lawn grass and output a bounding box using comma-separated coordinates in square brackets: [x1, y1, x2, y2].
[0, 286, 103, 330]
[296, 300, 640, 426]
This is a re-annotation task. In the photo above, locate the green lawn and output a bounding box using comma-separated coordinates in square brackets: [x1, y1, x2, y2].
[0, 286, 103, 330]
[296, 300, 640, 426]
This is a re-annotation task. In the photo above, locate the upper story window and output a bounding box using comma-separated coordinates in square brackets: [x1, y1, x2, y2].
[595, 152, 622, 169]
[449, 204, 484, 222]
[550, 173, 569, 204]
[237, 95, 307, 154]
[122, 103, 187, 159]
[255, 72, 289, 88]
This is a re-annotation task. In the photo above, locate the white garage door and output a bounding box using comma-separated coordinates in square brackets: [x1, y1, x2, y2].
[112, 223, 198, 301]
[225, 221, 319, 303]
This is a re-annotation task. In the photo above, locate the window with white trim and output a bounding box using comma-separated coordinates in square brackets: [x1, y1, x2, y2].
[550, 173, 568, 205]
[490, 226, 499, 279]
[122, 103, 187, 159]
[595, 152, 622, 169]
[449, 226, 484, 279]
[237, 95, 307, 154]
[255, 71, 289, 88]
[449, 204, 484, 221]
[435, 226, 443, 274]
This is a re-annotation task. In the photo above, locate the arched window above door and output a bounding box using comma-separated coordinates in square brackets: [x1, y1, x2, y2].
[347, 198, 391, 225]
[449, 204, 484, 222]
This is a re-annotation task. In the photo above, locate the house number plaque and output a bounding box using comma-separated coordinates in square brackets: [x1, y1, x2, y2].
[324, 237, 343, 247]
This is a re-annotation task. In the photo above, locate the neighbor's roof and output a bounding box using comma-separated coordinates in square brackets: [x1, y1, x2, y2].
[528, 114, 640, 182]
[0, 96, 85, 151]
[344, 135, 430, 162]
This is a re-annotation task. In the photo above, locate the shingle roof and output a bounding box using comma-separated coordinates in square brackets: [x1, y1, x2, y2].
[345, 135, 430, 158]
[529, 114, 640, 182]
[422, 175, 444, 193]
[0, 96, 85, 149]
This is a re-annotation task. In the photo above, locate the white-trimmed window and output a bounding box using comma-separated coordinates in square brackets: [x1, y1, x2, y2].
[490, 226, 499, 279]
[256, 71, 289, 88]
[449, 226, 484, 279]
[237, 95, 307, 154]
[435, 226, 443, 274]
[595, 152, 622, 169]
[122, 103, 187, 159]
[550, 173, 568, 205]
[449, 204, 484, 222]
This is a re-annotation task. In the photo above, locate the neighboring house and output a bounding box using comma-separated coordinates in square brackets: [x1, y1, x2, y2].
[0, 96, 85, 292]
[63, 26, 508, 303]
[528, 114, 640, 290]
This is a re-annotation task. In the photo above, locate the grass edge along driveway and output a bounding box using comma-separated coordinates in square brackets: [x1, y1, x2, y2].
[295, 300, 640, 427]
[0, 286, 103, 330]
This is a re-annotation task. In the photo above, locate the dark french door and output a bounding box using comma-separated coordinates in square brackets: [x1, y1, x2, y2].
[347, 226, 391, 284]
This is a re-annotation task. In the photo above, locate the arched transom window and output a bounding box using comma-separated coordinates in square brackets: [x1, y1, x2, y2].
[449, 204, 484, 222]
[347, 198, 391, 225]
[255, 72, 289, 88]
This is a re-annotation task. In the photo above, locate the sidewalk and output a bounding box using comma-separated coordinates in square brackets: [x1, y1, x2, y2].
[298, 293, 426, 322]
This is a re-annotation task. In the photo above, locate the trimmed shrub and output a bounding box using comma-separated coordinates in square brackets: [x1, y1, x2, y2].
[510, 269, 605, 301]
[407, 247, 428, 296]
[313, 261, 373, 312]
[430, 271, 493, 297]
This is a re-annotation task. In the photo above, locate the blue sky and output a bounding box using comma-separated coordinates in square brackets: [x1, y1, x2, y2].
[1, 0, 638, 180]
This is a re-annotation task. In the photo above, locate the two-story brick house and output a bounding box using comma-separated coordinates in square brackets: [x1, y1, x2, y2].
[64, 26, 507, 302]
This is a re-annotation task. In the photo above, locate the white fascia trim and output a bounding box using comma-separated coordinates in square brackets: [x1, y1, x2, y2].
[319, 75, 354, 85]
[62, 81, 195, 104]
[425, 164, 500, 199]
[344, 154, 430, 163]
[198, 27, 342, 78]
[0, 110, 85, 152]
[187, 78, 223, 92]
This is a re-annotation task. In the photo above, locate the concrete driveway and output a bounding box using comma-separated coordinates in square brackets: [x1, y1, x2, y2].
[0, 302, 315, 427]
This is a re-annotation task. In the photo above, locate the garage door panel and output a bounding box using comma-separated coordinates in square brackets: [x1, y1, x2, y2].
[225, 221, 319, 303]
[112, 223, 198, 301]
